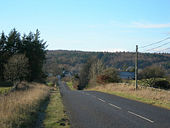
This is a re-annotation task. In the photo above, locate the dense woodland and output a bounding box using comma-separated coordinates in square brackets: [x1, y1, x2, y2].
[44, 50, 170, 76]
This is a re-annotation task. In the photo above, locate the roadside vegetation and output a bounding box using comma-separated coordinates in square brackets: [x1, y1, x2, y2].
[62, 76, 79, 90]
[0, 87, 12, 94]
[0, 82, 13, 94]
[43, 87, 70, 128]
[0, 83, 50, 128]
[88, 83, 170, 110]
[0, 29, 70, 128]
[74, 56, 170, 109]
[78, 58, 121, 90]
[66, 81, 74, 90]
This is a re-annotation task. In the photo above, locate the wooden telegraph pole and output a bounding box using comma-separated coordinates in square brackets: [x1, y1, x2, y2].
[135, 45, 138, 90]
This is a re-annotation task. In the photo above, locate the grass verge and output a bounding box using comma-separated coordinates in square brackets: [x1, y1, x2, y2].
[43, 87, 70, 128]
[0, 87, 12, 94]
[66, 81, 74, 90]
[0, 83, 50, 128]
[88, 83, 170, 110]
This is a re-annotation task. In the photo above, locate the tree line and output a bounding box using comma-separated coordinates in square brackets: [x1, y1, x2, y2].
[0, 29, 47, 86]
[77, 58, 170, 90]
[44, 50, 170, 76]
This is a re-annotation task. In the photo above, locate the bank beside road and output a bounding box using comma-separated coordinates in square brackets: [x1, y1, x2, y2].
[88, 83, 170, 110]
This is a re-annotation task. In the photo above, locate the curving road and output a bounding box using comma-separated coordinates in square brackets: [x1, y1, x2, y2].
[59, 81, 170, 128]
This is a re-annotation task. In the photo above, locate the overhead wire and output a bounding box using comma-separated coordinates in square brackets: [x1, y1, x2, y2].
[145, 42, 170, 52]
[139, 37, 170, 49]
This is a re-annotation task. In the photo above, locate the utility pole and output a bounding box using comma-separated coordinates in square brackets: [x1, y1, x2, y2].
[135, 45, 138, 90]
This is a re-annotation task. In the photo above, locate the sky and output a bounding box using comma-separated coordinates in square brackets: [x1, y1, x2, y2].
[0, 0, 170, 52]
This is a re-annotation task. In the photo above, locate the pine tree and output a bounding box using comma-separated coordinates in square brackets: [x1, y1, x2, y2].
[6, 28, 21, 55]
[0, 32, 7, 80]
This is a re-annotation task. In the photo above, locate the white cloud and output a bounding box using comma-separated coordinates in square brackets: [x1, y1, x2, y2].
[132, 22, 170, 28]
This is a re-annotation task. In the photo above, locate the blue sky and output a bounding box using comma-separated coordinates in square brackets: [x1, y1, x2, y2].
[0, 0, 170, 52]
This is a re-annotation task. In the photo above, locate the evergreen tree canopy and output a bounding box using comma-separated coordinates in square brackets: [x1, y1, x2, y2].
[0, 29, 47, 81]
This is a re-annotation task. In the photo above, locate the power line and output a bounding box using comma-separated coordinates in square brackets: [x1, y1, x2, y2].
[145, 42, 170, 52]
[139, 37, 170, 49]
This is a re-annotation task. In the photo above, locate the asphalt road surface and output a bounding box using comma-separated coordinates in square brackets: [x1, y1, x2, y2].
[59, 81, 170, 128]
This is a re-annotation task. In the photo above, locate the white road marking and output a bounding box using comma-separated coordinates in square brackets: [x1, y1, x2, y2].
[108, 103, 122, 110]
[128, 111, 154, 123]
[86, 93, 90, 96]
[98, 98, 106, 103]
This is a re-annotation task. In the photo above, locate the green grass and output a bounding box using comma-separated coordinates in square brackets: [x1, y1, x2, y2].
[0, 87, 12, 94]
[46, 82, 54, 87]
[66, 81, 74, 90]
[43, 87, 70, 128]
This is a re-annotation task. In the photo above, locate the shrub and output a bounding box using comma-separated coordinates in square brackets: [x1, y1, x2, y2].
[46, 76, 57, 87]
[78, 59, 92, 90]
[4, 54, 29, 89]
[154, 80, 170, 89]
[97, 68, 121, 84]
[0, 81, 13, 87]
[140, 78, 170, 90]
[46, 82, 54, 87]
[139, 66, 165, 79]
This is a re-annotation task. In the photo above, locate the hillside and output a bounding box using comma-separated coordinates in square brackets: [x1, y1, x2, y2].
[44, 50, 170, 75]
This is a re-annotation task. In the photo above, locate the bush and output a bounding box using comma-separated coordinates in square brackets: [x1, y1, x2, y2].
[46, 82, 54, 87]
[139, 66, 165, 79]
[46, 76, 57, 87]
[140, 78, 170, 90]
[78, 59, 92, 90]
[0, 81, 13, 87]
[97, 68, 121, 84]
[154, 80, 170, 89]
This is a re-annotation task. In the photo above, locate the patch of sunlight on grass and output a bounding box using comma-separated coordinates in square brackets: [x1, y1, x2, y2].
[66, 81, 74, 90]
[43, 87, 70, 128]
[0, 87, 12, 94]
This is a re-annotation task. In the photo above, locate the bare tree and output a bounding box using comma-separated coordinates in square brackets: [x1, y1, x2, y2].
[4, 54, 29, 89]
[89, 59, 105, 79]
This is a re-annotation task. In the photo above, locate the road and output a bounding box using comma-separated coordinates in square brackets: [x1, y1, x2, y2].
[59, 81, 170, 128]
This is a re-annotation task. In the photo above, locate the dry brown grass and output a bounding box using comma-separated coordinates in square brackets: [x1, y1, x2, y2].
[88, 83, 170, 109]
[0, 83, 50, 128]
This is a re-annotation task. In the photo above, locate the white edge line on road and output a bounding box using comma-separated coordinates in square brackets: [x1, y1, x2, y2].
[128, 111, 154, 123]
[108, 103, 122, 110]
[98, 98, 106, 103]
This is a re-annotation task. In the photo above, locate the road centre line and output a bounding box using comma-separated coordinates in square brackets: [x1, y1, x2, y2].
[108, 103, 122, 110]
[81, 92, 154, 124]
[98, 98, 106, 103]
[128, 111, 154, 123]
[89, 95, 121, 110]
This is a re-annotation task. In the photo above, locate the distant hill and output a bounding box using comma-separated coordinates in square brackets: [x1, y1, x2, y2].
[44, 50, 170, 75]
